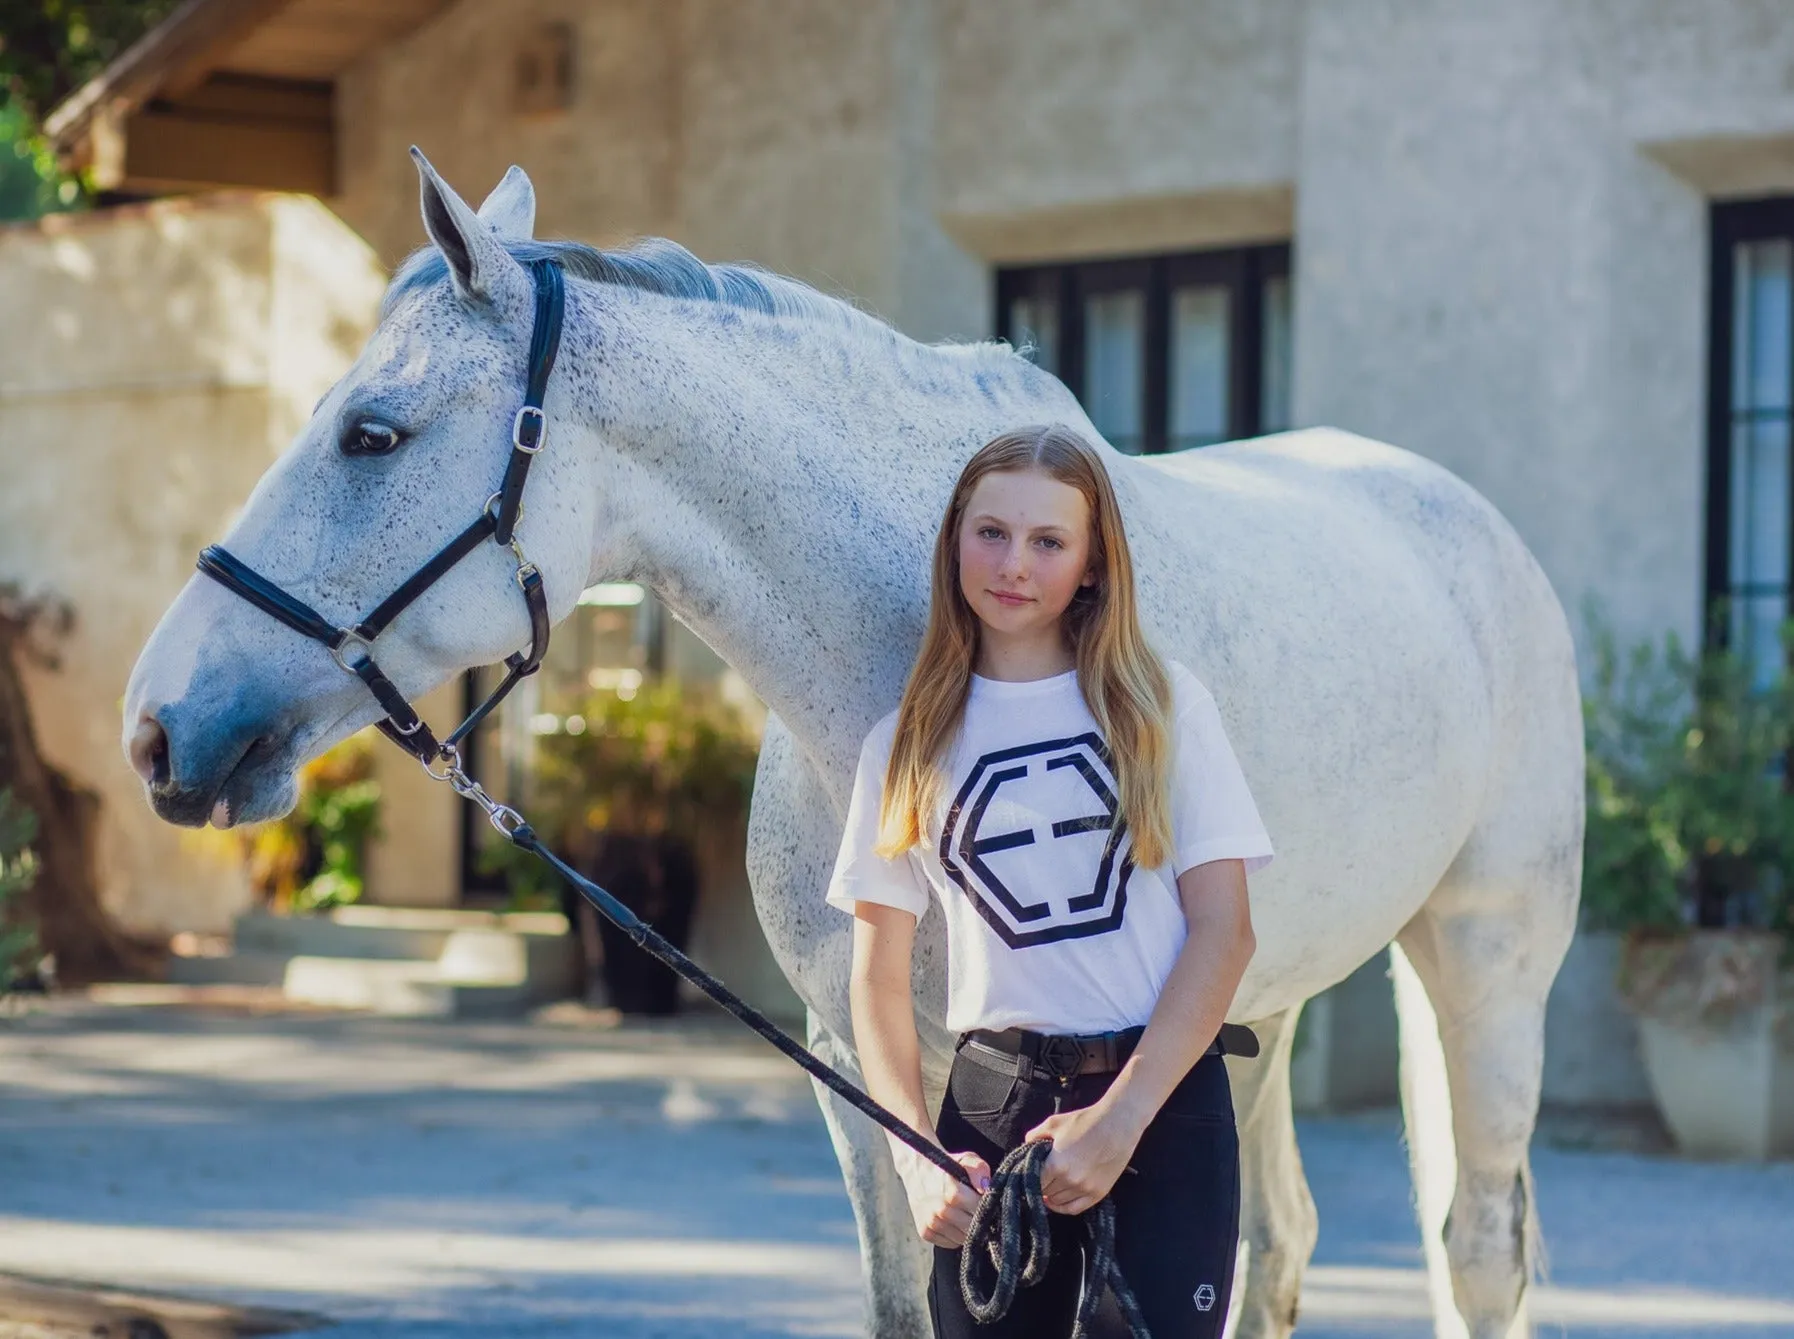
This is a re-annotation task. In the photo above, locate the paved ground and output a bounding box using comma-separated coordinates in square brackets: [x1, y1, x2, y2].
[0, 993, 1790, 1338]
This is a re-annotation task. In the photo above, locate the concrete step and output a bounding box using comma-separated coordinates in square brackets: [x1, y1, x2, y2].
[165, 950, 290, 987]
[281, 956, 537, 1018]
[166, 907, 580, 1017]
[232, 907, 570, 960]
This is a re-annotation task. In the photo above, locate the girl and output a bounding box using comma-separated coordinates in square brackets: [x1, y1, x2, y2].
[825, 424, 1273, 1339]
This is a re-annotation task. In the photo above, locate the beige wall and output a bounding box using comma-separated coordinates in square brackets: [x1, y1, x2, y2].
[0, 193, 457, 935]
[332, 0, 986, 340]
[936, 0, 1301, 263]
[327, 0, 1794, 653]
[1293, 0, 1794, 654]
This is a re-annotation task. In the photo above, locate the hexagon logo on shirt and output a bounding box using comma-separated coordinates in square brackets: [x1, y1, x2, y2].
[938, 732, 1135, 948]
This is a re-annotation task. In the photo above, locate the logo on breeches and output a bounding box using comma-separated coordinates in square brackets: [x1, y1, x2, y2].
[938, 732, 1133, 948]
[1193, 1283, 1216, 1311]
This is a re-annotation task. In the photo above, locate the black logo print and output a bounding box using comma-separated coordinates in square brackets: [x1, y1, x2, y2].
[938, 732, 1134, 948]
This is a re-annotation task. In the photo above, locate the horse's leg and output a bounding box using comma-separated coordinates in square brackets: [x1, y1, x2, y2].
[1392, 822, 1576, 1339]
[1230, 1005, 1317, 1339]
[807, 1012, 935, 1337]
[746, 717, 944, 1336]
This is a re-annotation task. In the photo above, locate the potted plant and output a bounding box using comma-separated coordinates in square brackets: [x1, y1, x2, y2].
[239, 733, 384, 913]
[514, 680, 759, 1014]
[1582, 612, 1794, 1158]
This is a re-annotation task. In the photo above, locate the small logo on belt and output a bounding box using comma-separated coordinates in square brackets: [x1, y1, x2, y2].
[1194, 1283, 1216, 1312]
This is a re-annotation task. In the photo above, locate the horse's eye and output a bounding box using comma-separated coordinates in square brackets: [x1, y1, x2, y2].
[342, 420, 402, 457]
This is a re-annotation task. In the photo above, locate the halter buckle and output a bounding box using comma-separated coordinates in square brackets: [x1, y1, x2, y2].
[512, 405, 548, 454]
[329, 630, 376, 675]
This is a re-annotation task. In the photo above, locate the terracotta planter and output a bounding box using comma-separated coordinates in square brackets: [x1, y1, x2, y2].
[1623, 930, 1794, 1159]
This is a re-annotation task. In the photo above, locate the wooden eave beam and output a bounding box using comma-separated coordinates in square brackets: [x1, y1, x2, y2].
[44, 0, 301, 162]
[105, 74, 335, 195]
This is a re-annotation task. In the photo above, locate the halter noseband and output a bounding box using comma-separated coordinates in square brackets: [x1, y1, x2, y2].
[196, 258, 566, 784]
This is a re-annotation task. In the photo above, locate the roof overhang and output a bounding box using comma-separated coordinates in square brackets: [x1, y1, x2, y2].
[45, 0, 453, 196]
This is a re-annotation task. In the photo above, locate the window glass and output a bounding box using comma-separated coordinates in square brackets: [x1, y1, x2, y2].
[1169, 284, 1230, 450]
[1084, 289, 1145, 454]
[1260, 272, 1293, 433]
[999, 247, 1289, 455]
[1729, 239, 1793, 684]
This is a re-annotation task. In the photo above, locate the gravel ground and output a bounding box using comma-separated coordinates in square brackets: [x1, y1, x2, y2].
[0, 994, 1790, 1338]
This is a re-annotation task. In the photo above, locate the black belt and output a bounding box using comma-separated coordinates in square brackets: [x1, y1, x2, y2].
[958, 1021, 1259, 1082]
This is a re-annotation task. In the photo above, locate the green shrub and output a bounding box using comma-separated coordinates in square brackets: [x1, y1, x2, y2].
[1581, 607, 1794, 935]
[0, 788, 39, 990]
[482, 679, 760, 905]
[239, 733, 383, 913]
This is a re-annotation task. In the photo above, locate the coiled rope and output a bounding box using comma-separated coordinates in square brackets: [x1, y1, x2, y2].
[959, 1140, 1151, 1337]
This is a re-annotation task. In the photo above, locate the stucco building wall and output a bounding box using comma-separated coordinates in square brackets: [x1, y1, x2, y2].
[0, 194, 456, 935]
[322, 0, 1794, 655]
[1290, 1, 1794, 656]
[330, 0, 985, 341]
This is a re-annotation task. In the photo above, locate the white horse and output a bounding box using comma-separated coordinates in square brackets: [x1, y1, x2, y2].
[124, 155, 1580, 1339]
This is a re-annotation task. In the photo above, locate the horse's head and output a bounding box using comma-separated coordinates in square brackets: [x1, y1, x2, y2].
[125, 150, 596, 827]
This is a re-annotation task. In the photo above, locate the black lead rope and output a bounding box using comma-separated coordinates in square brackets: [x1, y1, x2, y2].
[506, 824, 978, 1184]
[193, 253, 1162, 1332]
[962, 1141, 1150, 1338]
[510, 824, 1151, 1334]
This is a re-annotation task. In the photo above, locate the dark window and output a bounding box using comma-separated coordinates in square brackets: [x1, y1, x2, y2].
[1708, 199, 1794, 684]
[458, 583, 664, 901]
[997, 244, 1292, 455]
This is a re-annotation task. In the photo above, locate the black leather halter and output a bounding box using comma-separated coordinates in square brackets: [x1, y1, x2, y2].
[196, 258, 566, 772]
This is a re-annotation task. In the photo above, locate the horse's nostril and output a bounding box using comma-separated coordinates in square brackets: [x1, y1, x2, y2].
[128, 715, 172, 790]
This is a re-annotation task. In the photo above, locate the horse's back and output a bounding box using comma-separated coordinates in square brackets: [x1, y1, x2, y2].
[1138, 425, 1574, 719]
[1120, 427, 1581, 1012]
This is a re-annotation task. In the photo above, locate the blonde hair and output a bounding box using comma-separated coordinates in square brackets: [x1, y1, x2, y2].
[873, 424, 1176, 867]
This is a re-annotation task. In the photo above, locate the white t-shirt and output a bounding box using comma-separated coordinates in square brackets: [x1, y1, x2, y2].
[826, 660, 1273, 1035]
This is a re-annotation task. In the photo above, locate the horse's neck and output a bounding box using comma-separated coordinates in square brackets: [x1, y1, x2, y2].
[564, 288, 1064, 781]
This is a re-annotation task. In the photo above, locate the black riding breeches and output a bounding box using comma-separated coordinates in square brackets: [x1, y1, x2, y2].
[927, 1041, 1241, 1339]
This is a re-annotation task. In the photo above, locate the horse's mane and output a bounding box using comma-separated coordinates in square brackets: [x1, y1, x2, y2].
[386, 234, 894, 339]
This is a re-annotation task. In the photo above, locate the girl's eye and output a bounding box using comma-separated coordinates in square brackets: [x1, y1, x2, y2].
[341, 420, 403, 457]
[1038, 537, 1063, 551]
[979, 526, 1004, 541]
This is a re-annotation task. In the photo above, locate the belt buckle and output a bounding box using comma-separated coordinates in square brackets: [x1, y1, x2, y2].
[1036, 1034, 1084, 1080]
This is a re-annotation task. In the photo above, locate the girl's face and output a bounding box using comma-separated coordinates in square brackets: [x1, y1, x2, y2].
[957, 468, 1097, 639]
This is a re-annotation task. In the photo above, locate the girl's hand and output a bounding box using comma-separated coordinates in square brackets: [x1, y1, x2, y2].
[891, 1144, 992, 1248]
[1024, 1101, 1145, 1215]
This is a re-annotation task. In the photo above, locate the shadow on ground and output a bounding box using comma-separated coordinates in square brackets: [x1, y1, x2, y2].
[2, 998, 1791, 1338]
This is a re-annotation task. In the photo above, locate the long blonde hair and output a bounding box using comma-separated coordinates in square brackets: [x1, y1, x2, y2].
[874, 424, 1176, 867]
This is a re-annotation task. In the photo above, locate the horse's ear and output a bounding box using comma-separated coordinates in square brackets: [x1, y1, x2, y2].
[410, 147, 527, 307]
[477, 165, 536, 242]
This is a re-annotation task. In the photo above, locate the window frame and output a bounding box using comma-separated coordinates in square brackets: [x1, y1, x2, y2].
[1706, 197, 1794, 649]
[996, 242, 1291, 456]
